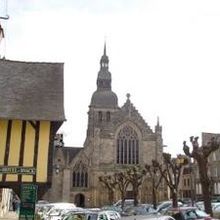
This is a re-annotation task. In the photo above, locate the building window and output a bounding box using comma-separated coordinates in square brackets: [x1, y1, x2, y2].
[116, 125, 139, 164]
[187, 178, 190, 186]
[106, 111, 111, 122]
[72, 162, 88, 188]
[98, 111, 102, 122]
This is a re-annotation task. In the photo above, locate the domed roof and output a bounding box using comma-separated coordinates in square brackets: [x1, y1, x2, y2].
[90, 90, 118, 108]
[89, 43, 118, 109]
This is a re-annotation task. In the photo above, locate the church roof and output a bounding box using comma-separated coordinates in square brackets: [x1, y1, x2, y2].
[91, 90, 118, 108]
[62, 147, 83, 162]
[0, 59, 65, 121]
[121, 94, 153, 134]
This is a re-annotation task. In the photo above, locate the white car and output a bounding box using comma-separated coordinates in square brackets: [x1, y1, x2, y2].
[41, 202, 77, 220]
[99, 210, 121, 220]
[63, 210, 121, 220]
[113, 199, 135, 207]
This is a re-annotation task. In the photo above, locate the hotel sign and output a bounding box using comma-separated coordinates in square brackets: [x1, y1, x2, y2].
[0, 166, 36, 175]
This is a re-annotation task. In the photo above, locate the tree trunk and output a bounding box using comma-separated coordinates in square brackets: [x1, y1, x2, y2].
[108, 189, 114, 205]
[133, 184, 139, 206]
[202, 182, 213, 216]
[152, 177, 157, 209]
[121, 193, 126, 210]
[172, 190, 178, 208]
[152, 186, 157, 210]
[198, 161, 213, 216]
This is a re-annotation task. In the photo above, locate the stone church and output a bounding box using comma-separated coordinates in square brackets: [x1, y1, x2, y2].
[44, 45, 166, 207]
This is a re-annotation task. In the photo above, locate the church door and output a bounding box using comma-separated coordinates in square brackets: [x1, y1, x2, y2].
[75, 193, 85, 207]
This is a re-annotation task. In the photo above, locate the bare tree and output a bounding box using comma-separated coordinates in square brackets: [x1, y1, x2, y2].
[99, 175, 117, 205]
[99, 166, 145, 208]
[153, 153, 187, 208]
[125, 166, 146, 206]
[114, 172, 130, 210]
[183, 136, 220, 216]
[145, 161, 163, 209]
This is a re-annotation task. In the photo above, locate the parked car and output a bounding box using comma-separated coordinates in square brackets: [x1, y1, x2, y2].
[156, 201, 183, 214]
[122, 204, 157, 216]
[212, 203, 220, 219]
[101, 206, 122, 215]
[37, 203, 56, 219]
[41, 202, 77, 220]
[165, 206, 218, 220]
[145, 216, 175, 220]
[62, 210, 96, 220]
[120, 215, 175, 220]
[113, 199, 135, 208]
[63, 210, 121, 220]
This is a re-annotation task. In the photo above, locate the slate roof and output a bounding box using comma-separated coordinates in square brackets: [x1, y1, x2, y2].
[0, 59, 65, 121]
[62, 147, 83, 162]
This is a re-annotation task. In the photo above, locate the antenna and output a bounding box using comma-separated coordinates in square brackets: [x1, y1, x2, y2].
[0, 0, 9, 58]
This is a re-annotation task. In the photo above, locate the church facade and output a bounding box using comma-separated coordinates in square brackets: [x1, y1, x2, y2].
[44, 45, 166, 207]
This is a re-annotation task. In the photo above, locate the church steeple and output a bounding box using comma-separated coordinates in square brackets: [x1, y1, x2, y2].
[90, 44, 118, 108]
[97, 43, 111, 90]
[99, 42, 109, 71]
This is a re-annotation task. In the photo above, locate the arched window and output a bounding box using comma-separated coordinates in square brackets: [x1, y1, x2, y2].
[72, 162, 88, 188]
[116, 126, 139, 164]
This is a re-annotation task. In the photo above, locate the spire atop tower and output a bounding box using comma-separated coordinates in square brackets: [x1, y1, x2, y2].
[100, 42, 109, 70]
[155, 116, 162, 134]
[157, 116, 160, 126]
[104, 41, 106, 56]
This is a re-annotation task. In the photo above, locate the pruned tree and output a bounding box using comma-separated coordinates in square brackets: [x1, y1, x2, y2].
[145, 161, 163, 209]
[99, 175, 117, 205]
[114, 171, 130, 209]
[153, 153, 187, 208]
[125, 166, 146, 206]
[183, 136, 220, 216]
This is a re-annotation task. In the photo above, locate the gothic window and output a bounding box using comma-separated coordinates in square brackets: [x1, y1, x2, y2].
[106, 111, 111, 122]
[98, 111, 102, 122]
[72, 162, 88, 188]
[116, 126, 139, 164]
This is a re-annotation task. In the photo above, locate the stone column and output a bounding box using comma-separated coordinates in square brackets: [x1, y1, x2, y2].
[62, 168, 71, 202]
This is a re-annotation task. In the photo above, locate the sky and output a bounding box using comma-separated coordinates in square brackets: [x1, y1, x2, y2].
[1, 0, 220, 156]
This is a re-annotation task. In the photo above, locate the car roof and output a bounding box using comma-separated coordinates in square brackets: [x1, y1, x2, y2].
[167, 206, 198, 213]
[168, 206, 197, 211]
